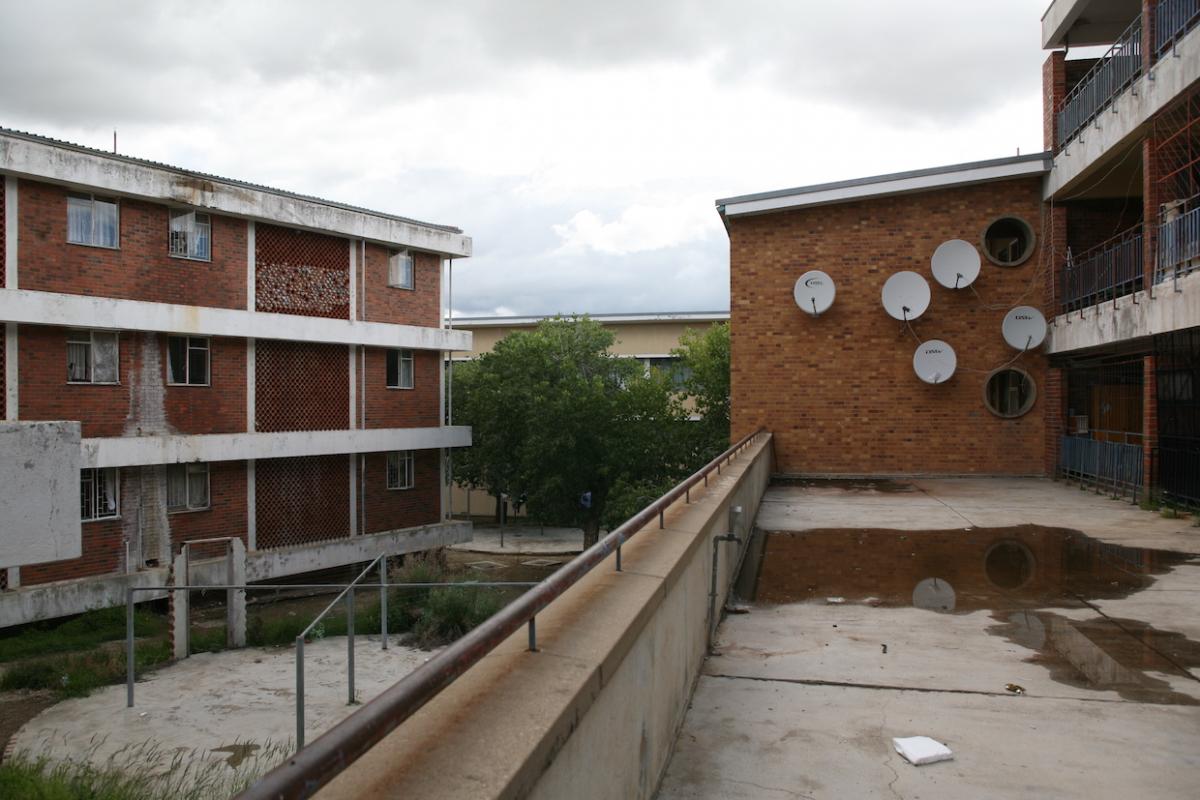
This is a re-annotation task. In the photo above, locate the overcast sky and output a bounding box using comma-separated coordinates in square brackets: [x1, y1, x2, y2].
[0, 1, 1052, 317]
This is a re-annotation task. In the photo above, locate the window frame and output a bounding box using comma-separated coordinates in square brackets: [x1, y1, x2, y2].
[386, 450, 415, 490]
[386, 348, 415, 390]
[81, 467, 120, 522]
[67, 192, 120, 249]
[166, 463, 211, 513]
[388, 249, 415, 290]
[168, 208, 212, 262]
[982, 367, 1038, 419]
[166, 336, 211, 387]
[981, 215, 1036, 267]
[67, 329, 120, 385]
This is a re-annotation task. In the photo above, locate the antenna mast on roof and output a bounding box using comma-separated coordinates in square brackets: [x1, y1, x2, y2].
[113, 130, 117, 154]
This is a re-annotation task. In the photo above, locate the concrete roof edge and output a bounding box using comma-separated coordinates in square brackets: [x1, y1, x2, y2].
[0, 126, 466, 239]
[715, 152, 1053, 210]
[448, 311, 730, 326]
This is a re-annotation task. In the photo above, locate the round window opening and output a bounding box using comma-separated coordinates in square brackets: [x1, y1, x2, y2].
[985, 540, 1036, 590]
[984, 368, 1036, 418]
[982, 216, 1035, 266]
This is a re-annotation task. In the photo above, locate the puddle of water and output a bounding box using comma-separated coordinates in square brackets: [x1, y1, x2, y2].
[752, 526, 1200, 703]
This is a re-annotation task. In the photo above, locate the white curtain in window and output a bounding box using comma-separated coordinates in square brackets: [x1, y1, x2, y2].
[101, 468, 118, 514]
[187, 465, 209, 508]
[67, 341, 90, 382]
[400, 355, 414, 388]
[194, 215, 211, 259]
[94, 200, 118, 247]
[166, 465, 187, 508]
[68, 196, 93, 244]
[92, 332, 119, 383]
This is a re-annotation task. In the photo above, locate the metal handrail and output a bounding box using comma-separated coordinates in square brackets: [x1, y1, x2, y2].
[1061, 223, 1144, 312]
[236, 428, 768, 800]
[1156, 192, 1200, 285]
[1155, 0, 1200, 59]
[1056, 17, 1142, 149]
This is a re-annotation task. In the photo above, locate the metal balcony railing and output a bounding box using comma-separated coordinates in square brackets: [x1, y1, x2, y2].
[1056, 18, 1142, 149]
[1060, 434, 1144, 499]
[1156, 0, 1200, 58]
[1061, 224, 1144, 312]
[1157, 193, 1200, 284]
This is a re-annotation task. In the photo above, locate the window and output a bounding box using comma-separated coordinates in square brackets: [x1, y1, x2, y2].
[67, 330, 120, 383]
[167, 336, 210, 385]
[642, 356, 693, 391]
[81, 467, 119, 521]
[169, 209, 211, 260]
[386, 349, 415, 389]
[982, 216, 1035, 267]
[388, 249, 414, 289]
[386, 450, 415, 490]
[67, 193, 119, 248]
[983, 368, 1037, 418]
[166, 463, 210, 512]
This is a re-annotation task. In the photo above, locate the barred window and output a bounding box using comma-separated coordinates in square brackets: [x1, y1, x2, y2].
[386, 450, 414, 490]
[388, 249, 414, 289]
[169, 209, 211, 260]
[167, 336, 210, 385]
[67, 330, 119, 384]
[166, 463, 210, 511]
[67, 193, 119, 248]
[81, 467, 119, 521]
[386, 349, 415, 389]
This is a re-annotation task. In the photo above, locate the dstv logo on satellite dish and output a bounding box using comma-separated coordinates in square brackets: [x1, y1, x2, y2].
[924, 346, 944, 355]
[1015, 313, 1034, 321]
[804, 277, 825, 288]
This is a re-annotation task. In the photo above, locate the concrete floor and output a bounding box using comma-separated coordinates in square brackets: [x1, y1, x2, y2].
[450, 523, 584, 554]
[658, 478, 1200, 800]
[9, 636, 435, 774]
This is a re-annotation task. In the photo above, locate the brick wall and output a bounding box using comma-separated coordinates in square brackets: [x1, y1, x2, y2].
[363, 347, 440, 428]
[729, 177, 1048, 475]
[362, 449, 440, 534]
[19, 324, 133, 437]
[1066, 199, 1143, 253]
[163, 335, 247, 434]
[168, 460, 248, 550]
[17, 180, 247, 308]
[256, 224, 349, 319]
[1043, 51, 1066, 150]
[21, 502, 126, 585]
[360, 243, 441, 327]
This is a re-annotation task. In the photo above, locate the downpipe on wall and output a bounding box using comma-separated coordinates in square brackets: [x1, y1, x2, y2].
[707, 505, 745, 654]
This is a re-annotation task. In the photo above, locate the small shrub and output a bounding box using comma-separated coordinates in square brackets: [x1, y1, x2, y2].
[411, 586, 507, 648]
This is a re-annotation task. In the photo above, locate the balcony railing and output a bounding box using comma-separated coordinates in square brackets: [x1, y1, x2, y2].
[1062, 224, 1144, 312]
[1156, 193, 1200, 284]
[1060, 435, 1144, 499]
[1155, 0, 1200, 59]
[1056, 18, 1142, 149]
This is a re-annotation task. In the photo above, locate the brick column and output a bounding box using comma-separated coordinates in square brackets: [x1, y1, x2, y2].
[1043, 51, 1067, 151]
[1046, 203, 1069, 314]
[1142, 0, 1157, 77]
[1044, 367, 1067, 476]
[1143, 355, 1158, 494]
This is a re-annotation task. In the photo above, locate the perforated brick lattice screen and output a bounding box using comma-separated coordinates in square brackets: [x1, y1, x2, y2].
[255, 223, 349, 319]
[255, 340, 349, 432]
[256, 455, 351, 549]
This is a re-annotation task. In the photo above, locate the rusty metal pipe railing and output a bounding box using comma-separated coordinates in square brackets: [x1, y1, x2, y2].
[236, 427, 767, 800]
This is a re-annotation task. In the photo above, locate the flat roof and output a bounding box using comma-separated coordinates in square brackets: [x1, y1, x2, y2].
[717, 152, 1052, 218]
[449, 311, 729, 327]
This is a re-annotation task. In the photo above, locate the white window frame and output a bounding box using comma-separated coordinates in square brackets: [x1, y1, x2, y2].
[81, 467, 120, 522]
[387, 349, 415, 389]
[166, 463, 211, 513]
[67, 329, 120, 384]
[388, 249, 415, 290]
[386, 450, 415, 490]
[167, 336, 210, 386]
[169, 209, 212, 261]
[67, 193, 120, 248]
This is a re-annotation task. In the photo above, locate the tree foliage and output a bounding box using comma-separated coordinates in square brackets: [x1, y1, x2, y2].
[451, 316, 695, 545]
[672, 321, 731, 459]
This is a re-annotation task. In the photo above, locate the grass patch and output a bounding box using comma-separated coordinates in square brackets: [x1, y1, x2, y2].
[0, 640, 171, 699]
[0, 607, 167, 664]
[0, 738, 290, 799]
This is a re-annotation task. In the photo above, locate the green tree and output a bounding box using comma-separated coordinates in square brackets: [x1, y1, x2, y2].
[451, 316, 691, 546]
[672, 321, 731, 459]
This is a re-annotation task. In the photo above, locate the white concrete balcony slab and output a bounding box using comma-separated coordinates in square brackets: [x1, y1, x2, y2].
[1046, 267, 1200, 353]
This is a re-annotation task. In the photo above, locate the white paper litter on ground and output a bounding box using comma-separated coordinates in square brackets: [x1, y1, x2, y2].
[892, 736, 954, 765]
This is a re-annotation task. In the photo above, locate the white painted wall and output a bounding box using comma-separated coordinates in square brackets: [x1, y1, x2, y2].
[0, 421, 82, 569]
[0, 288, 471, 351]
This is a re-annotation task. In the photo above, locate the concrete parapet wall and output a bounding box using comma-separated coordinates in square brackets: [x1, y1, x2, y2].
[1046, 268, 1200, 353]
[317, 435, 773, 800]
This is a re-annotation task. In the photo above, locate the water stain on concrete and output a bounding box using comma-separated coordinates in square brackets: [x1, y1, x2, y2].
[770, 476, 918, 493]
[750, 525, 1200, 703]
[211, 742, 260, 768]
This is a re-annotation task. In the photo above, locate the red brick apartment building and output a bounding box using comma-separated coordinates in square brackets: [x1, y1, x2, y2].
[721, 0, 1200, 505]
[0, 128, 473, 628]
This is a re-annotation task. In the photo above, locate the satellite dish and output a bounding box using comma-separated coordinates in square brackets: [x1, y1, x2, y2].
[881, 271, 931, 321]
[913, 339, 957, 384]
[913, 577, 956, 612]
[794, 270, 835, 316]
[930, 239, 981, 289]
[1002, 306, 1047, 350]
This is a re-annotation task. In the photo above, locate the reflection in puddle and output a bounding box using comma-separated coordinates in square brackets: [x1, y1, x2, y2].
[752, 526, 1200, 703]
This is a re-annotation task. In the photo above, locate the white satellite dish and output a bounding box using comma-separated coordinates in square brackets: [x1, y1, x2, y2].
[930, 239, 981, 289]
[794, 270, 836, 316]
[881, 271, 931, 321]
[913, 339, 957, 384]
[913, 577, 956, 612]
[1002, 306, 1047, 350]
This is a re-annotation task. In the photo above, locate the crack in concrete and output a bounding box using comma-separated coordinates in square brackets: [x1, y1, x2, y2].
[718, 777, 814, 799]
[911, 482, 977, 527]
[878, 695, 903, 800]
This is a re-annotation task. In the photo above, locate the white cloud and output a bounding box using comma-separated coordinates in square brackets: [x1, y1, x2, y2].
[552, 197, 720, 256]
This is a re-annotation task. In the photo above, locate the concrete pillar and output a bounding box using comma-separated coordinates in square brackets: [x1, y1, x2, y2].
[1143, 355, 1158, 495]
[1043, 51, 1066, 151]
[1143, 135, 1162, 289]
[227, 538, 247, 648]
[171, 550, 189, 660]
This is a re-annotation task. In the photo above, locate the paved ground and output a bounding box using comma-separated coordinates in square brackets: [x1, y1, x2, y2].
[10, 636, 436, 773]
[450, 522, 584, 554]
[658, 477, 1200, 800]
